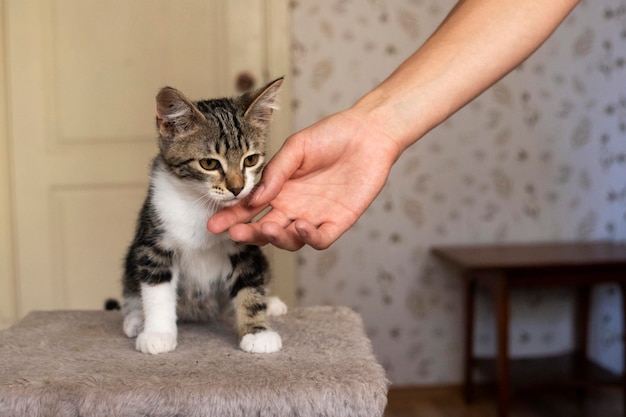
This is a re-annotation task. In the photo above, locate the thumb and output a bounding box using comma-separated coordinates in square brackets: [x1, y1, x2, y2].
[249, 135, 304, 207]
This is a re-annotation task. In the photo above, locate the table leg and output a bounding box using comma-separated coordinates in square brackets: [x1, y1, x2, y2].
[494, 277, 510, 417]
[463, 277, 476, 403]
[575, 285, 591, 358]
[575, 285, 591, 404]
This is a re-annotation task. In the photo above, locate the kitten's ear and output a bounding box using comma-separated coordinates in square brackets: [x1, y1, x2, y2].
[156, 87, 204, 137]
[241, 77, 284, 129]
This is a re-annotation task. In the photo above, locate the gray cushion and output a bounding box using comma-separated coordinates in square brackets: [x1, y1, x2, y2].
[0, 306, 388, 417]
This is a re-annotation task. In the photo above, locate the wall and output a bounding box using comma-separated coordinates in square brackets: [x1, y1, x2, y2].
[290, 0, 626, 385]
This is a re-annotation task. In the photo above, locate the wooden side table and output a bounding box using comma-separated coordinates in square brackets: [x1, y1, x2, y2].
[432, 241, 626, 417]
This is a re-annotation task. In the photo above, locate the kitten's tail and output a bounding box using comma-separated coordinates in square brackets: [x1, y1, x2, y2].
[104, 298, 121, 311]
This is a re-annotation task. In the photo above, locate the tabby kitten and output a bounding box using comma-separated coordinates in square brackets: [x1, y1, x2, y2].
[122, 78, 286, 355]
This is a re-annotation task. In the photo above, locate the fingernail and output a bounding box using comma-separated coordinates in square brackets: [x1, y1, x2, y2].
[295, 224, 308, 239]
[249, 184, 265, 206]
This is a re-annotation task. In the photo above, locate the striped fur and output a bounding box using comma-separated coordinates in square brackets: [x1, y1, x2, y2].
[122, 78, 286, 354]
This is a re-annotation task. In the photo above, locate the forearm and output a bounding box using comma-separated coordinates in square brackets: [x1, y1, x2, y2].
[352, 0, 580, 158]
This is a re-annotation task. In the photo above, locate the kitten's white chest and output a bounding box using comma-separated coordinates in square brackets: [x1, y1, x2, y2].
[152, 168, 236, 283]
[152, 168, 224, 249]
[174, 244, 233, 320]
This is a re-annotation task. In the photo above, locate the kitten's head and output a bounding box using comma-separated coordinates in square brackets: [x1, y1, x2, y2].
[155, 77, 283, 207]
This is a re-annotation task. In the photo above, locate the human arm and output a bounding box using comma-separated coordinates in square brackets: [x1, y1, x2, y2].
[208, 0, 580, 250]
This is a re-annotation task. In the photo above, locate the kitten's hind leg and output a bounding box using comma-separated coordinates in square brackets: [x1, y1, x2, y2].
[266, 296, 288, 316]
[235, 287, 282, 353]
[122, 296, 143, 338]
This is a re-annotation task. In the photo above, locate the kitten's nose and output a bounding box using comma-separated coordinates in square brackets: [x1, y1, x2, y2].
[226, 173, 245, 197]
[229, 186, 243, 197]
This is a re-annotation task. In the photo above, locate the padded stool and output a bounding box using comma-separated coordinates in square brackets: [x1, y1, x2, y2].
[0, 306, 388, 417]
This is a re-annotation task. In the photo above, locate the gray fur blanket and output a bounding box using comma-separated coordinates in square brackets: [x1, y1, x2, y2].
[0, 306, 388, 417]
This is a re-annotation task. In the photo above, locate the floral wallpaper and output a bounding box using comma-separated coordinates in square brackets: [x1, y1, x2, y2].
[290, 0, 626, 385]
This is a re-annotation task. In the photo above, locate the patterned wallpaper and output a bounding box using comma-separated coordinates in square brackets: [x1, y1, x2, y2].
[290, 0, 626, 385]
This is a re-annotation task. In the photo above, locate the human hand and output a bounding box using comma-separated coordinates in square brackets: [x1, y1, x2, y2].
[207, 107, 403, 250]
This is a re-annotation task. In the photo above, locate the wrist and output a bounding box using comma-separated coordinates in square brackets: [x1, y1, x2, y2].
[349, 92, 419, 162]
[350, 76, 447, 161]
[340, 98, 404, 165]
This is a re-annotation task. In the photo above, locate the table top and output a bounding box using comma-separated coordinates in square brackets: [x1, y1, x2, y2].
[432, 241, 626, 271]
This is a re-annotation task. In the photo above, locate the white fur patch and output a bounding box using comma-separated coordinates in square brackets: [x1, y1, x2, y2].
[151, 167, 239, 250]
[240, 330, 282, 353]
[137, 282, 178, 354]
[152, 167, 225, 250]
[266, 296, 288, 316]
[136, 331, 178, 355]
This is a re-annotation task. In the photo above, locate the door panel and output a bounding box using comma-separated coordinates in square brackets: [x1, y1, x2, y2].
[50, 185, 146, 309]
[52, 1, 226, 143]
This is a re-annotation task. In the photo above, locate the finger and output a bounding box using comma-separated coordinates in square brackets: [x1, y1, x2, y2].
[260, 222, 305, 251]
[226, 208, 300, 247]
[229, 221, 305, 251]
[294, 219, 344, 250]
[207, 202, 267, 234]
[230, 222, 306, 251]
[249, 135, 304, 207]
[228, 223, 271, 246]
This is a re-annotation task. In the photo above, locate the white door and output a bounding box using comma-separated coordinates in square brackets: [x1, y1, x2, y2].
[3, 0, 294, 324]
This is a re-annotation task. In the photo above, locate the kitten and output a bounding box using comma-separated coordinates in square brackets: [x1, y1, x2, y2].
[121, 78, 287, 355]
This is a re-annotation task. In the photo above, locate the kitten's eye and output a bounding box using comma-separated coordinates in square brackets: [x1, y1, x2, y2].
[199, 158, 220, 171]
[243, 154, 260, 168]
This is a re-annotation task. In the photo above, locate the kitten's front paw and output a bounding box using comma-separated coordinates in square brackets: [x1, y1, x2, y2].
[266, 296, 288, 316]
[136, 331, 177, 354]
[240, 330, 282, 353]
